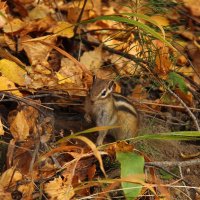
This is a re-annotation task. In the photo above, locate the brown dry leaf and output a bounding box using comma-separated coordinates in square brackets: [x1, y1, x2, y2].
[61, 0, 101, 23]
[175, 89, 194, 106]
[155, 48, 172, 79]
[0, 76, 23, 97]
[0, 185, 12, 200]
[0, 167, 22, 188]
[55, 57, 85, 95]
[0, 118, 4, 135]
[109, 54, 139, 76]
[103, 37, 126, 51]
[4, 34, 19, 51]
[21, 36, 56, 65]
[80, 46, 103, 73]
[131, 84, 148, 100]
[3, 18, 25, 33]
[87, 164, 96, 180]
[180, 30, 196, 40]
[150, 15, 169, 26]
[52, 21, 74, 38]
[28, 4, 52, 20]
[0, 59, 27, 86]
[183, 0, 200, 16]
[18, 182, 34, 199]
[0, 2, 7, 28]
[10, 110, 30, 141]
[44, 176, 75, 200]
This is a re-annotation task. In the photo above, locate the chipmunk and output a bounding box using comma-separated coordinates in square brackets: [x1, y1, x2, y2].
[84, 76, 139, 146]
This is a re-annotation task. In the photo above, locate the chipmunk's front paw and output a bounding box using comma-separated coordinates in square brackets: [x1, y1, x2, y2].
[84, 113, 92, 123]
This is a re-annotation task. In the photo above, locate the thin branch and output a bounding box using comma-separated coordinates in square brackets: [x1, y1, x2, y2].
[73, 0, 88, 35]
[146, 158, 200, 168]
[167, 87, 200, 131]
[0, 92, 47, 116]
[79, 38, 148, 69]
[145, 163, 200, 195]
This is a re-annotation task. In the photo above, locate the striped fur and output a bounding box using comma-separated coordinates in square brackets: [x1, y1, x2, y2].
[112, 93, 137, 117]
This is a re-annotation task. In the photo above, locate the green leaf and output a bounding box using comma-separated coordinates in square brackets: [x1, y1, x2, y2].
[168, 72, 188, 93]
[116, 152, 144, 199]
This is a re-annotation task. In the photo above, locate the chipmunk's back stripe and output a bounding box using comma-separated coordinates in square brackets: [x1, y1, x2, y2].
[112, 93, 137, 117]
[117, 105, 137, 117]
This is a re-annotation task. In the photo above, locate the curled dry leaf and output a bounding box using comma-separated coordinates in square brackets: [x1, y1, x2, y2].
[44, 176, 75, 200]
[0, 59, 27, 86]
[0, 167, 22, 188]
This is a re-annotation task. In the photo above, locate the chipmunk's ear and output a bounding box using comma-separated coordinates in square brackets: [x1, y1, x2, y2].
[108, 80, 116, 92]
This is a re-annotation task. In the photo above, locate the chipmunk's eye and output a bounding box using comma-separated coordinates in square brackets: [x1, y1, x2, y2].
[101, 89, 107, 97]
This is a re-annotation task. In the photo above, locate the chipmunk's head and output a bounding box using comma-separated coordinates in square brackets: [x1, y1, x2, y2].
[89, 76, 115, 102]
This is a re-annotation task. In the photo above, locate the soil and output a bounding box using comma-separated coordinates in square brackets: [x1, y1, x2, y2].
[136, 115, 200, 200]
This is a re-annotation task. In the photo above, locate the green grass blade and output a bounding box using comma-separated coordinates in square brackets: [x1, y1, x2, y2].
[81, 15, 175, 50]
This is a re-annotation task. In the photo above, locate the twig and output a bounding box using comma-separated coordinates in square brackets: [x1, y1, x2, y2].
[79, 38, 148, 69]
[145, 163, 200, 195]
[29, 139, 40, 173]
[139, 100, 200, 112]
[145, 158, 200, 168]
[73, 0, 88, 35]
[178, 165, 191, 197]
[0, 92, 47, 116]
[167, 88, 200, 131]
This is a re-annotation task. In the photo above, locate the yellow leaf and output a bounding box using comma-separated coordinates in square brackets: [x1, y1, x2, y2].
[56, 72, 74, 84]
[0, 76, 23, 97]
[0, 168, 22, 188]
[3, 18, 25, 33]
[0, 59, 27, 86]
[150, 15, 169, 26]
[53, 21, 74, 38]
[0, 118, 4, 135]
[44, 177, 74, 200]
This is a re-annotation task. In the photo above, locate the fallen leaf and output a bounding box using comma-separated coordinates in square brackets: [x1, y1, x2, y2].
[0, 76, 23, 96]
[183, 0, 200, 16]
[21, 36, 56, 65]
[28, 4, 51, 20]
[0, 59, 27, 86]
[3, 18, 25, 33]
[0, 118, 4, 135]
[0, 167, 22, 188]
[0, 185, 12, 200]
[52, 21, 74, 38]
[80, 46, 103, 73]
[44, 176, 75, 200]
[18, 182, 34, 199]
[150, 15, 169, 26]
[10, 110, 30, 141]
